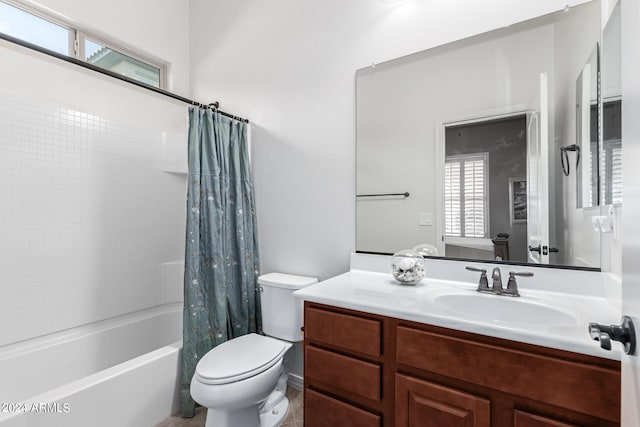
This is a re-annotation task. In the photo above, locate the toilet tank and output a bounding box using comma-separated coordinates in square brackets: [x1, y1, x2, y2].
[258, 273, 317, 342]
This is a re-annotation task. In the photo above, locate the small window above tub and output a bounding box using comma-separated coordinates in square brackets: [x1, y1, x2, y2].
[0, 1, 71, 55]
[0, 0, 167, 89]
[82, 36, 164, 88]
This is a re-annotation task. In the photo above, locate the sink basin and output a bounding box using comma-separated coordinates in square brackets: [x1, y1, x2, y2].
[432, 292, 580, 326]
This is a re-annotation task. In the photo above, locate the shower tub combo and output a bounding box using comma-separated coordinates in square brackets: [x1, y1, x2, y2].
[0, 304, 182, 427]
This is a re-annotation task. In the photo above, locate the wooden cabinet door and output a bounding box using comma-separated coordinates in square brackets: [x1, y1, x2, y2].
[396, 374, 490, 427]
[514, 410, 580, 427]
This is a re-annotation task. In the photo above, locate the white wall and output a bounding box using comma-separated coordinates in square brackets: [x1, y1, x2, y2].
[189, 0, 592, 282]
[600, 1, 623, 277]
[0, 2, 189, 345]
[620, 0, 640, 422]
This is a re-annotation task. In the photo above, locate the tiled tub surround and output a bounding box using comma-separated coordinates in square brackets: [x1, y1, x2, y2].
[295, 253, 623, 360]
[0, 92, 187, 348]
[0, 44, 187, 426]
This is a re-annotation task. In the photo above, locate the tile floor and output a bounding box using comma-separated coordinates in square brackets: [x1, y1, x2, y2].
[154, 387, 303, 427]
[280, 387, 303, 427]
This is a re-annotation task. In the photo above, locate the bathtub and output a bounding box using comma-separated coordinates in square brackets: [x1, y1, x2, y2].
[0, 303, 182, 427]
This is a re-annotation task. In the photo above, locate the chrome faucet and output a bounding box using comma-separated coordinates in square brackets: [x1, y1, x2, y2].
[503, 271, 534, 297]
[491, 267, 503, 294]
[466, 266, 533, 297]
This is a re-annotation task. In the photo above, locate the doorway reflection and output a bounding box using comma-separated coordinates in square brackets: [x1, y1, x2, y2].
[444, 115, 527, 262]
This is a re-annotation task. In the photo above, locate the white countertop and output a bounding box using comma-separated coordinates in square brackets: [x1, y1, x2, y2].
[294, 269, 622, 361]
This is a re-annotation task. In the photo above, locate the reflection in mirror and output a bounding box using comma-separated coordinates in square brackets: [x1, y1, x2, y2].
[443, 115, 528, 263]
[356, 1, 605, 269]
[575, 45, 599, 209]
[601, 1, 622, 205]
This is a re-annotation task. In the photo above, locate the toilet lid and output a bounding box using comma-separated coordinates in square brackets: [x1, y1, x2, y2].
[194, 333, 290, 385]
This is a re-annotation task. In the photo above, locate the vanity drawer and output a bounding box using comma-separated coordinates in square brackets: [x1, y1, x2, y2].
[305, 306, 382, 357]
[396, 325, 620, 423]
[305, 388, 381, 427]
[306, 345, 381, 401]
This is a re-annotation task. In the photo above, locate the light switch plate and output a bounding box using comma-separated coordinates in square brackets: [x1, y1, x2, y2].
[419, 213, 433, 226]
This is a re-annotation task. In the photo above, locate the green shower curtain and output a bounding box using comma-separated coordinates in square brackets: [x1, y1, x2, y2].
[180, 107, 261, 417]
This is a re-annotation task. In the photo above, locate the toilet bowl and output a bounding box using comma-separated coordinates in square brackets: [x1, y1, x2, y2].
[190, 334, 292, 427]
[190, 273, 317, 427]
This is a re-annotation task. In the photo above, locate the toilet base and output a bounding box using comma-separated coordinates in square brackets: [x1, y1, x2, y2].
[203, 397, 289, 427]
[259, 397, 290, 427]
[205, 406, 260, 427]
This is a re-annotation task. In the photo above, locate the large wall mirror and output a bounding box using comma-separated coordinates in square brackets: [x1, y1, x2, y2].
[356, 0, 622, 269]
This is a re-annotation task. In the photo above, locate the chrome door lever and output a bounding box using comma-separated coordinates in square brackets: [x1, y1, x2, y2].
[588, 316, 636, 355]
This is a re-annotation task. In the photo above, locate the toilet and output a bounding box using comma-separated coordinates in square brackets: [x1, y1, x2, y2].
[190, 272, 317, 427]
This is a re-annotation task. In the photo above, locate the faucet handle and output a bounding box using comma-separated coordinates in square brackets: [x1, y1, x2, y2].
[510, 271, 534, 278]
[504, 271, 534, 297]
[466, 266, 490, 293]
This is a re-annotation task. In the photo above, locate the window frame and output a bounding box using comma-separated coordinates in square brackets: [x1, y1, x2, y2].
[0, 0, 167, 89]
[76, 31, 167, 89]
[444, 152, 490, 239]
[603, 138, 622, 205]
[0, 0, 75, 54]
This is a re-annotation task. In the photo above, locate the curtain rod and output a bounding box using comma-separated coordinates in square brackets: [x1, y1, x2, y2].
[0, 32, 249, 123]
[356, 192, 410, 198]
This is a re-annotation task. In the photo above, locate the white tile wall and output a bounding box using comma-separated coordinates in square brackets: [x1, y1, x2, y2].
[0, 91, 187, 347]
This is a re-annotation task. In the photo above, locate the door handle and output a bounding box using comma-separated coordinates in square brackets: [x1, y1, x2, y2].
[588, 316, 636, 355]
[528, 245, 558, 255]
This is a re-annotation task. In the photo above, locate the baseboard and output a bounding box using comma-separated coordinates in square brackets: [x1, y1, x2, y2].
[287, 373, 303, 390]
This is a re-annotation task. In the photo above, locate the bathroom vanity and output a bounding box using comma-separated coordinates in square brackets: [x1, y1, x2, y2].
[294, 263, 622, 427]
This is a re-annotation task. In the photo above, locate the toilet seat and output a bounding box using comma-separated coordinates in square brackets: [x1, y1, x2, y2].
[194, 334, 290, 385]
